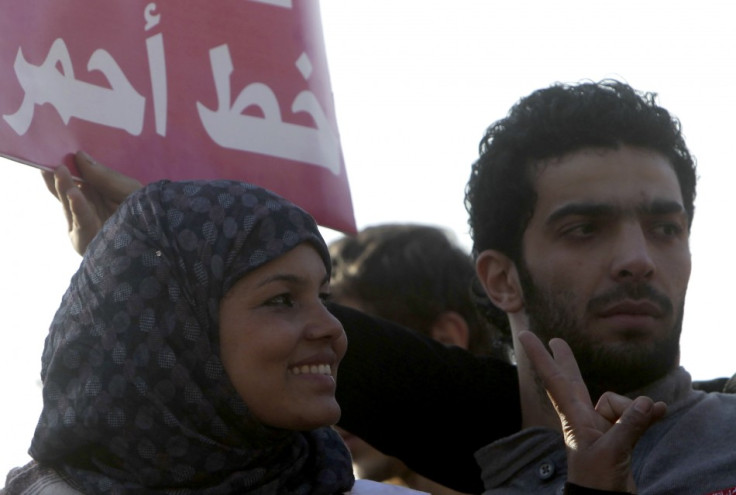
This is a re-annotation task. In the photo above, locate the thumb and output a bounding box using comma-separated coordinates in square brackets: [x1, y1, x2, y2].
[602, 396, 667, 453]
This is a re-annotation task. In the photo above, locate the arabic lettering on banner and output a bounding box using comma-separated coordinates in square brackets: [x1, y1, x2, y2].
[0, 0, 356, 233]
[705, 488, 736, 495]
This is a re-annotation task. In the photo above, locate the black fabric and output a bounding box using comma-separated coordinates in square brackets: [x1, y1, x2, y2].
[332, 303, 521, 494]
[692, 377, 729, 393]
[724, 372, 736, 394]
[564, 482, 631, 495]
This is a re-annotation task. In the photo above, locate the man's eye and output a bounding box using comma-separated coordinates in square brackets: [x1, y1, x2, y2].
[653, 222, 684, 237]
[562, 223, 597, 238]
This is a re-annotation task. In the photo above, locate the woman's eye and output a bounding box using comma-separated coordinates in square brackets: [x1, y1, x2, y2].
[265, 294, 294, 307]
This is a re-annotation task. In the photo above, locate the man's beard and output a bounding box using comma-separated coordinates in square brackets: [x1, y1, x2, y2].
[517, 261, 683, 402]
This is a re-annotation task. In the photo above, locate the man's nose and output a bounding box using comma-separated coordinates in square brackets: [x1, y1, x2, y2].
[610, 223, 655, 282]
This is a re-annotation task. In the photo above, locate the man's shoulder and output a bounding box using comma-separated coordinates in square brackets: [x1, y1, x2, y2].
[693, 371, 736, 393]
[633, 388, 736, 493]
[667, 385, 736, 424]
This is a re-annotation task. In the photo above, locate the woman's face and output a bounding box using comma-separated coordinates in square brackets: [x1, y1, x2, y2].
[219, 243, 347, 430]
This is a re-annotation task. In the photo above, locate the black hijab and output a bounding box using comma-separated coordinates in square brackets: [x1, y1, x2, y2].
[29, 180, 354, 494]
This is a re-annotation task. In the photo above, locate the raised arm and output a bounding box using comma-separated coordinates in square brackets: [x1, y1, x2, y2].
[332, 303, 520, 494]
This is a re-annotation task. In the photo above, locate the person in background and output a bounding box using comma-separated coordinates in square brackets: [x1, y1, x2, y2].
[329, 224, 509, 359]
[329, 224, 509, 494]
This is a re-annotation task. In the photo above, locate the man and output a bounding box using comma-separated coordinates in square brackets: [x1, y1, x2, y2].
[329, 224, 509, 494]
[461, 79, 736, 493]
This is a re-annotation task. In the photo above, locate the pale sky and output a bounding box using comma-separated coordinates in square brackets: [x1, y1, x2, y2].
[1, 0, 735, 478]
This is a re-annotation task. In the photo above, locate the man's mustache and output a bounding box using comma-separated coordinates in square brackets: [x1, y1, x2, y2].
[586, 283, 674, 316]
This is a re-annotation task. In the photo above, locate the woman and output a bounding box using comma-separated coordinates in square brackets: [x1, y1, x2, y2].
[2, 179, 355, 494]
[41, 155, 523, 493]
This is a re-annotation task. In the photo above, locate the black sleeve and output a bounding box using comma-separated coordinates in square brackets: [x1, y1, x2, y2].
[724, 372, 736, 394]
[564, 483, 632, 494]
[330, 303, 521, 494]
[692, 376, 729, 393]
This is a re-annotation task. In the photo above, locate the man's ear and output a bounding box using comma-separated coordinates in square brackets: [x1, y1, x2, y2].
[475, 249, 524, 313]
[429, 311, 470, 349]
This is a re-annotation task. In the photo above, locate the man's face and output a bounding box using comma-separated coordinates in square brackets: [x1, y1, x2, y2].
[519, 145, 691, 397]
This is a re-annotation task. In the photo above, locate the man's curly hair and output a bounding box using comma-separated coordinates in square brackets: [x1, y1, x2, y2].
[464, 79, 697, 333]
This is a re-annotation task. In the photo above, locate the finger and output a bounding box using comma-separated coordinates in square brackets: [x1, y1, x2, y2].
[600, 396, 667, 453]
[519, 332, 591, 406]
[548, 338, 584, 383]
[548, 338, 592, 402]
[519, 331, 604, 442]
[42, 169, 59, 199]
[595, 392, 633, 424]
[66, 183, 105, 255]
[66, 186, 98, 232]
[53, 166, 77, 231]
[53, 164, 77, 194]
[518, 331, 572, 403]
[75, 151, 142, 202]
[518, 331, 558, 378]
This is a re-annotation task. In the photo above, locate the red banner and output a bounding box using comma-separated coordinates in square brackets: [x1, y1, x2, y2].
[0, 0, 356, 233]
[705, 488, 736, 495]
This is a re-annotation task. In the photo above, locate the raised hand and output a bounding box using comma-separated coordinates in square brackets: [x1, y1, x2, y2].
[518, 331, 667, 493]
[43, 151, 142, 255]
